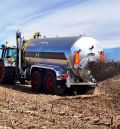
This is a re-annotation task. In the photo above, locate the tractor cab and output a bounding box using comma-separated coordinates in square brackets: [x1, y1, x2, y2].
[0, 45, 16, 66]
[0, 45, 16, 84]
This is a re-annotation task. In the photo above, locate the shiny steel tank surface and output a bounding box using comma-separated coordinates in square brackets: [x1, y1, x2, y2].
[24, 36, 102, 76]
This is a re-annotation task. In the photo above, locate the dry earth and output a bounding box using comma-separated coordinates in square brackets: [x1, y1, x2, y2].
[0, 78, 120, 129]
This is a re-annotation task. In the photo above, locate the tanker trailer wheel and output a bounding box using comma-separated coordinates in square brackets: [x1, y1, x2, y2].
[43, 72, 65, 95]
[0, 62, 5, 83]
[31, 71, 43, 92]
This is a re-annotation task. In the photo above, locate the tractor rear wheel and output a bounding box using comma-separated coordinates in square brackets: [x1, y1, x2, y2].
[0, 62, 5, 83]
[3, 67, 16, 84]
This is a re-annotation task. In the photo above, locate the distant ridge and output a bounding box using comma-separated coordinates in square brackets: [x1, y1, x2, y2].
[104, 47, 120, 61]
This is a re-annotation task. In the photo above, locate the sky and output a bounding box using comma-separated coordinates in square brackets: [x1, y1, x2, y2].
[0, 0, 120, 48]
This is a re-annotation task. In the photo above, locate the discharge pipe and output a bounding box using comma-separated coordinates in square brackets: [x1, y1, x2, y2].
[16, 31, 23, 76]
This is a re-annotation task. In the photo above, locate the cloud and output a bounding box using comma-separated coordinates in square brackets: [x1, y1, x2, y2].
[0, 0, 120, 48]
[100, 40, 120, 48]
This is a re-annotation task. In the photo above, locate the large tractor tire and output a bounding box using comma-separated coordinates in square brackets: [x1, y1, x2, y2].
[31, 71, 43, 92]
[43, 72, 66, 95]
[0, 62, 5, 83]
[3, 67, 16, 84]
[0, 62, 15, 84]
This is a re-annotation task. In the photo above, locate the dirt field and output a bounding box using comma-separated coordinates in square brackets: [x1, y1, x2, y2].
[0, 78, 120, 129]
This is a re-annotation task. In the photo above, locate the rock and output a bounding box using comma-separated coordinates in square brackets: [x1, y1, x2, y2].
[59, 111, 66, 116]
[93, 118, 100, 124]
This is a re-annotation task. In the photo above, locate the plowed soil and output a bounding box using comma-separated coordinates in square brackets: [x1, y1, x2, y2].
[0, 78, 120, 129]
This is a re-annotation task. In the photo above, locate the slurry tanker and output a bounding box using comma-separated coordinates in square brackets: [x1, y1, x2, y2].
[0, 31, 105, 95]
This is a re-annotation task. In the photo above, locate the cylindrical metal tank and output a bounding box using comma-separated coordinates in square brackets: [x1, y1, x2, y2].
[24, 36, 102, 77]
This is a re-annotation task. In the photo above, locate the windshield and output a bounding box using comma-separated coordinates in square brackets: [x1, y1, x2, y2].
[1, 48, 16, 58]
[5, 48, 16, 58]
